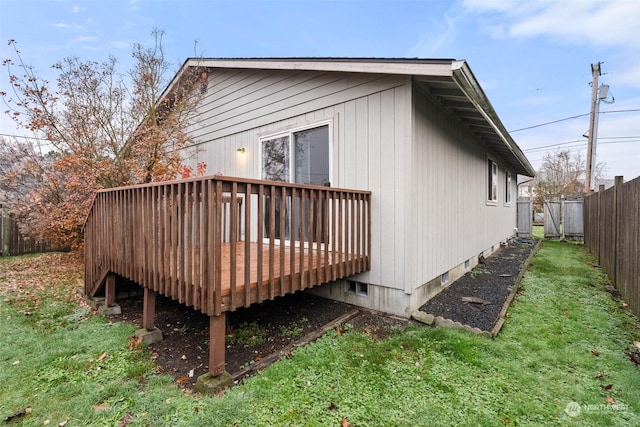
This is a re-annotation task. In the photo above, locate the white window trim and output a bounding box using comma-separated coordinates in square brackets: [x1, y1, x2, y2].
[259, 119, 333, 184]
[487, 157, 498, 205]
[504, 170, 512, 206]
[258, 119, 334, 249]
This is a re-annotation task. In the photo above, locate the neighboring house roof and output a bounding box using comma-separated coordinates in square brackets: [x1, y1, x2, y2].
[163, 57, 535, 177]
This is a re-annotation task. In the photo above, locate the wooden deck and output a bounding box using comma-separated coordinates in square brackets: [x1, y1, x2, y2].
[84, 175, 371, 380]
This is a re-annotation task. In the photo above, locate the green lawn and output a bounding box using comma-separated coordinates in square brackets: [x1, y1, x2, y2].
[1, 241, 639, 426]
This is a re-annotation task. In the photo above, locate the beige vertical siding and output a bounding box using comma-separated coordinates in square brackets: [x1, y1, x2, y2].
[411, 84, 517, 290]
[185, 68, 518, 310]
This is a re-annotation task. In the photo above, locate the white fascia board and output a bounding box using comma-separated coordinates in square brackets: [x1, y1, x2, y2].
[452, 61, 535, 177]
[187, 58, 455, 78]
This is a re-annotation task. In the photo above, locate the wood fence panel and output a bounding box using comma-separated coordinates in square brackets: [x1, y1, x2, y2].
[584, 176, 640, 318]
[0, 206, 51, 256]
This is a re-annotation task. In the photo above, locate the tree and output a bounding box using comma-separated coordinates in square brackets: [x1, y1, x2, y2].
[532, 149, 606, 211]
[0, 29, 206, 250]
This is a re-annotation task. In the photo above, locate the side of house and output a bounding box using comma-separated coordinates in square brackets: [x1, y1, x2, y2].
[175, 59, 532, 316]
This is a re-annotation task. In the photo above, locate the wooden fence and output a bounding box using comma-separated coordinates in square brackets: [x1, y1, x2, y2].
[0, 206, 50, 256]
[584, 176, 640, 317]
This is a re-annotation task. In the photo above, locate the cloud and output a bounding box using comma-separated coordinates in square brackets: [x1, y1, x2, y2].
[71, 5, 84, 13]
[51, 22, 71, 29]
[73, 36, 98, 43]
[109, 41, 130, 49]
[462, 0, 640, 49]
[407, 13, 460, 57]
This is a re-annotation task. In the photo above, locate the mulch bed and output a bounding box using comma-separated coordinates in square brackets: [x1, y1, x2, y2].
[111, 291, 407, 390]
[108, 238, 536, 390]
[418, 238, 538, 332]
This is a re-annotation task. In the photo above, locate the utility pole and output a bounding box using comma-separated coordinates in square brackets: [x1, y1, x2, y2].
[585, 62, 601, 193]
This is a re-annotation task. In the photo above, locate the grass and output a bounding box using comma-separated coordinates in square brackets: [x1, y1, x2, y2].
[1, 242, 639, 426]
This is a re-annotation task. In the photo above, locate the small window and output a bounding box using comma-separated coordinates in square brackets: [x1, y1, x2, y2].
[487, 159, 498, 203]
[505, 171, 512, 204]
[465, 259, 470, 270]
[441, 272, 449, 285]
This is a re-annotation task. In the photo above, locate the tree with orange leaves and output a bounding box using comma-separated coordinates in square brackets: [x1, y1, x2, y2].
[0, 29, 206, 251]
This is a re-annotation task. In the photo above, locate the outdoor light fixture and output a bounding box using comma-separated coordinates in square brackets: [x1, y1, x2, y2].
[236, 147, 246, 154]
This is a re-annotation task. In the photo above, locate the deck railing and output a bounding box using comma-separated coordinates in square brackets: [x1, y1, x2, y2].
[84, 176, 371, 316]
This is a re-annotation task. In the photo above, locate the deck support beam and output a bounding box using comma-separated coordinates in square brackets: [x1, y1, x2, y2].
[195, 313, 231, 395]
[134, 287, 163, 344]
[105, 273, 116, 306]
[142, 287, 157, 330]
[209, 313, 226, 376]
[97, 272, 121, 315]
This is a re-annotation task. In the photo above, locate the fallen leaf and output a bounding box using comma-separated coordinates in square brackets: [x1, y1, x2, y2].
[176, 376, 190, 383]
[97, 352, 108, 361]
[59, 421, 68, 427]
[92, 403, 109, 411]
[340, 416, 352, 427]
[605, 396, 616, 404]
[591, 349, 600, 357]
[327, 402, 337, 411]
[12, 360, 20, 365]
[621, 303, 629, 309]
[595, 372, 607, 379]
[562, 310, 568, 316]
[253, 356, 263, 362]
[602, 384, 613, 391]
[188, 369, 194, 378]
[634, 342, 640, 351]
[181, 355, 187, 360]
[128, 335, 143, 350]
[44, 420, 50, 425]
[117, 413, 133, 427]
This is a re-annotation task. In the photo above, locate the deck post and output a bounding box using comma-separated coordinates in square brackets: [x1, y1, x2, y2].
[97, 272, 122, 315]
[209, 313, 226, 376]
[142, 287, 157, 330]
[105, 273, 116, 306]
[133, 287, 163, 344]
[195, 312, 231, 395]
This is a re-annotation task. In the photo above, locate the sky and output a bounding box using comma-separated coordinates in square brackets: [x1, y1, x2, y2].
[1, 0, 639, 181]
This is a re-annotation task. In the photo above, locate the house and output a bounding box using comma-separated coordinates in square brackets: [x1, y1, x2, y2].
[83, 58, 534, 390]
[174, 58, 534, 316]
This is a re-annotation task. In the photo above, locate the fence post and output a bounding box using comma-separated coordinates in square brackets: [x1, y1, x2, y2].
[597, 184, 605, 265]
[613, 176, 624, 288]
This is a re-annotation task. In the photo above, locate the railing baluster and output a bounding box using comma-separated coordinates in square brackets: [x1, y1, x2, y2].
[268, 185, 276, 299]
[290, 187, 297, 292]
[213, 179, 223, 316]
[279, 186, 286, 295]
[230, 181, 238, 311]
[257, 184, 264, 301]
[244, 183, 252, 307]
[300, 188, 306, 289]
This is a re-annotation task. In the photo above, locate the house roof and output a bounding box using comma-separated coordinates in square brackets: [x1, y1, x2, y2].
[164, 57, 535, 177]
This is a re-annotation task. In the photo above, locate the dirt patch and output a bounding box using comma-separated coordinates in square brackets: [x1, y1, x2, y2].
[418, 238, 537, 332]
[112, 291, 407, 390]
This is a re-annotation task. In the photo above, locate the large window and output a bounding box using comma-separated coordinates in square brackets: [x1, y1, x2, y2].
[261, 123, 331, 241]
[262, 124, 330, 185]
[487, 159, 498, 203]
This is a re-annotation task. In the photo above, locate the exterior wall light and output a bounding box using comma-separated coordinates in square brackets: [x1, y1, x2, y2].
[236, 148, 246, 154]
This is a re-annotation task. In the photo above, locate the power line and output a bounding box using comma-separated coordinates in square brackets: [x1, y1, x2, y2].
[509, 109, 640, 133]
[523, 138, 639, 153]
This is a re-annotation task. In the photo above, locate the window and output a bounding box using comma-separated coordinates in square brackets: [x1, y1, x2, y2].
[261, 123, 330, 185]
[487, 159, 498, 203]
[261, 122, 331, 241]
[505, 171, 512, 204]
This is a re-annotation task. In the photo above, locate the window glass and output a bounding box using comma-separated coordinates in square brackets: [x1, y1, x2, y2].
[262, 136, 290, 182]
